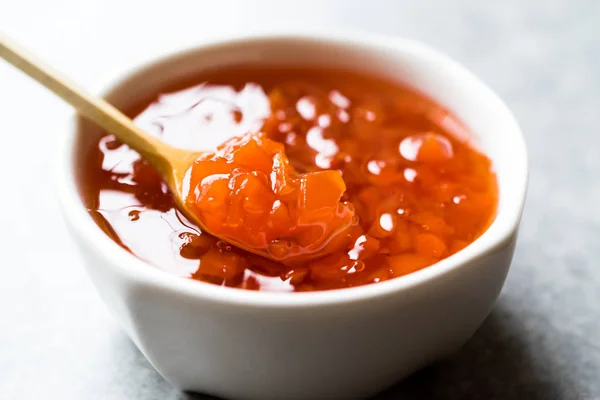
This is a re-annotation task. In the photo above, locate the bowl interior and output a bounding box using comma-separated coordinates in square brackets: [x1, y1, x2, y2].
[66, 33, 527, 304]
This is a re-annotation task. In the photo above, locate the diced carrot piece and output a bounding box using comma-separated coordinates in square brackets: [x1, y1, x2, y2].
[296, 225, 326, 248]
[189, 156, 230, 182]
[348, 234, 381, 260]
[409, 212, 454, 236]
[416, 133, 454, 163]
[240, 173, 275, 215]
[366, 266, 391, 283]
[298, 170, 346, 212]
[193, 248, 247, 284]
[267, 201, 294, 236]
[387, 219, 413, 253]
[388, 253, 436, 276]
[281, 267, 309, 285]
[232, 136, 273, 173]
[368, 212, 398, 238]
[414, 233, 448, 258]
[309, 253, 350, 283]
[449, 239, 469, 254]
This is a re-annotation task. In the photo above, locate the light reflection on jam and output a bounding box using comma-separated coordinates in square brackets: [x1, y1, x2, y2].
[80, 66, 497, 292]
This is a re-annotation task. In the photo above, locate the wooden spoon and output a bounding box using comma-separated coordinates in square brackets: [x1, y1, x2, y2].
[0, 33, 277, 261]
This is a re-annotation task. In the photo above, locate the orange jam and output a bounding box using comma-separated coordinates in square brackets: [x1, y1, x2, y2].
[185, 132, 358, 264]
[79, 66, 498, 292]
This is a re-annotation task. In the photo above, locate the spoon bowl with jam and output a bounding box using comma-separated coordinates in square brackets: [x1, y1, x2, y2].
[0, 34, 359, 266]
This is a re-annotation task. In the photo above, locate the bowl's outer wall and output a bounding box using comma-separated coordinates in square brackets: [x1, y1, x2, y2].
[62, 34, 526, 400]
[65, 215, 516, 400]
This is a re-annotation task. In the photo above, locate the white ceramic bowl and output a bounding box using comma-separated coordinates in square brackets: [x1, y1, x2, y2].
[58, 31, 527, 400]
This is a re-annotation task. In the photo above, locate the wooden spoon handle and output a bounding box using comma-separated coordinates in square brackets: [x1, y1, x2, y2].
[0, 33, 166, 165]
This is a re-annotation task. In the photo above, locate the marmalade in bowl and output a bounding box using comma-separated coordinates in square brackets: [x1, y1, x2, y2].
[79, 66, 497, 292]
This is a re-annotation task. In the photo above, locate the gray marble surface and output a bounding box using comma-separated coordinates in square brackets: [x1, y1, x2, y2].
[1, 1, 599, 399]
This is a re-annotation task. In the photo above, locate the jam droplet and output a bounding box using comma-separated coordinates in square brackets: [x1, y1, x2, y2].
[128, 210, 140, 221]
[232, 109, 243, 123]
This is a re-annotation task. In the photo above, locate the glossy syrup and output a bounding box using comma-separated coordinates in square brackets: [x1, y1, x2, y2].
[79, 66, 498, 292]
